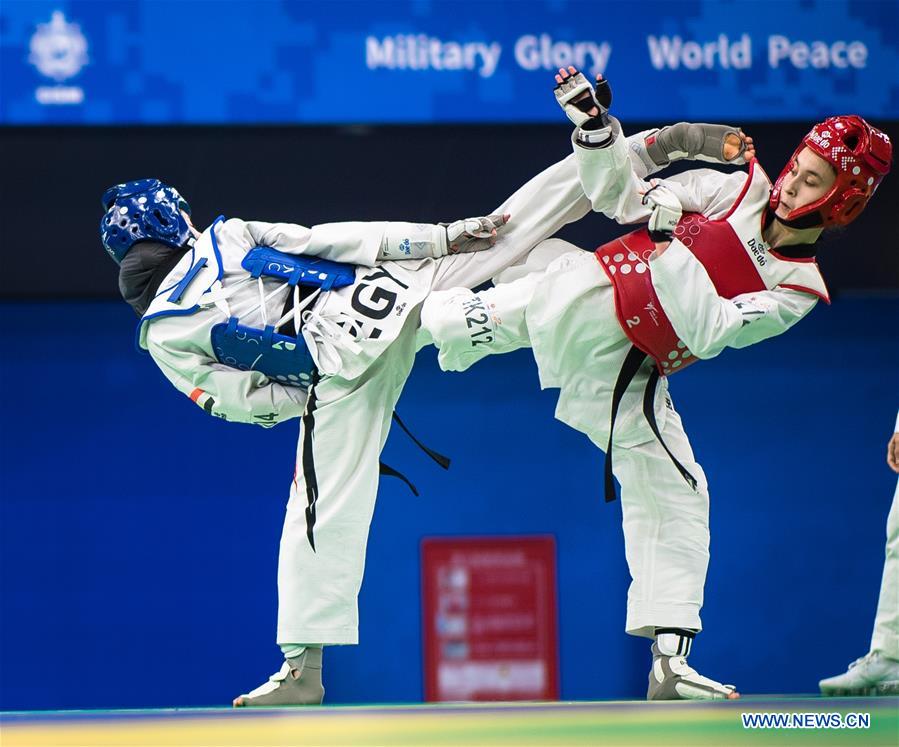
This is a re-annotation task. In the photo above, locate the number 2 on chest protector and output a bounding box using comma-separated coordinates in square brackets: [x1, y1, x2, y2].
[462, 295, 493, 346]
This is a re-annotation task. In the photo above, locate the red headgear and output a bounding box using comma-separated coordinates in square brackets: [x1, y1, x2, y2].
[770, 115, 892, 228]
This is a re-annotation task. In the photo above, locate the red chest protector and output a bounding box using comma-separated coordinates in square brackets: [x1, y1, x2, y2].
[594, 162, 829, 503]
[594, 215, 765, 374]
[594, 162, 828, 375]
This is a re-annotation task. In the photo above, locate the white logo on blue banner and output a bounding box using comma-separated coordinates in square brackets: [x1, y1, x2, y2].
[29, 11, 87, 105]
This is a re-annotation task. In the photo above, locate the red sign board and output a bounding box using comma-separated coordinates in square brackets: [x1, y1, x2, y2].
[421, 536, 559, 702]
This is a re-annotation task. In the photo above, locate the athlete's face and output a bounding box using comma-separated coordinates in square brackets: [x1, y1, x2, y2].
[776, 147, 837, 217]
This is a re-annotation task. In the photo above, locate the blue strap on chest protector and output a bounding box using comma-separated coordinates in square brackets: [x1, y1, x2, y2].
[211, 318, 316, 388]
[241, 246, 356, 291]
[167, 257, 207, 303]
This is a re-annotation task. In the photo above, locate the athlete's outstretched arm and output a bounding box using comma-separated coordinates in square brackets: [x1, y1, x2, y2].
[219, 215, 509, 270]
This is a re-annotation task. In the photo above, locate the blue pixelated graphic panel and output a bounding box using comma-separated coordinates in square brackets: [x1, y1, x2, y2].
[1, 0, 897, 123]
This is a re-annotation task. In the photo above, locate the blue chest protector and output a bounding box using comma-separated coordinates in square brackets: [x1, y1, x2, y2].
[211, 246, 356, 388]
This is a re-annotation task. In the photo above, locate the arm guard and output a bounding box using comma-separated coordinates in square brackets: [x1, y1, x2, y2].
[637, 123, 748, 170]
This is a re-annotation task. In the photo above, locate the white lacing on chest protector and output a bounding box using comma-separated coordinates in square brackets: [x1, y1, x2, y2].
[203, 275, 362, 376]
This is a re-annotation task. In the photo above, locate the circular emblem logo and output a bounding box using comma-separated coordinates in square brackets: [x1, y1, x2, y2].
[29, 11, 89, 82]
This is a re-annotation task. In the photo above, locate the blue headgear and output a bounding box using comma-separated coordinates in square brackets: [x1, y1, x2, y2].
[100, 179, 193, 263]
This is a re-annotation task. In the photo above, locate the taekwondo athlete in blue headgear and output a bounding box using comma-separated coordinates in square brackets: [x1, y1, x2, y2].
[99, 175, 525, 705]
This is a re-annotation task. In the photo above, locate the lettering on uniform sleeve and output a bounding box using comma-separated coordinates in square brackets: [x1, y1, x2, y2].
[254, 412, 279, 428]
[189, 388, 229, 420]
[734, 299, 766, 327]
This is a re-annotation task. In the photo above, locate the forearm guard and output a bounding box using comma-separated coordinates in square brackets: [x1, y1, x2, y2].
[642, 122, 747, 167]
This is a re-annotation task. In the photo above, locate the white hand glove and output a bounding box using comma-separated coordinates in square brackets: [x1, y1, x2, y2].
[642, 183, 682, 241]
[553, 67, 616, 148]
[439, 213, 510, 256]
[554, 71, 608, 128]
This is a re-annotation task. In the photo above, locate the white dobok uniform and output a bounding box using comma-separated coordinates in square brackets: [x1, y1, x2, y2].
[137, 153, 607, 646]
[421, 132, 831, 637]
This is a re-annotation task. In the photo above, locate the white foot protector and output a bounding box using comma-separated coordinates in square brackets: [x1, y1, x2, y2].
[647, 643, 739, 701]
[233, 648, 324, 707]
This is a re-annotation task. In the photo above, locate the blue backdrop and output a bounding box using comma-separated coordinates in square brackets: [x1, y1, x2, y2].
[2, 0, 898, 124]
[0, 296, 896, 709]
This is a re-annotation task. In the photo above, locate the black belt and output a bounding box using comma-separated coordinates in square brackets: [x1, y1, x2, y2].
[604, 345, 698, 502]
[283, 289, 450, 497]
[277, 285, 318, 338]
[379, 412, 451, 496]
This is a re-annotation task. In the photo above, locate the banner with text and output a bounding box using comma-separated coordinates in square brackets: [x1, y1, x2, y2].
[421, 536, 560, 702]
[2, 0, 896, 124]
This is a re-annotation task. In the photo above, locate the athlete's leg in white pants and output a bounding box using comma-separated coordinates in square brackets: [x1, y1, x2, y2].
[431, 154, 590, 292]
[871, 479, 899, 660]
[273, 148, 589, 648]
[611, 405, 711, 639]
[421, 271, 542, 371]
[276, 317, 419, 646]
